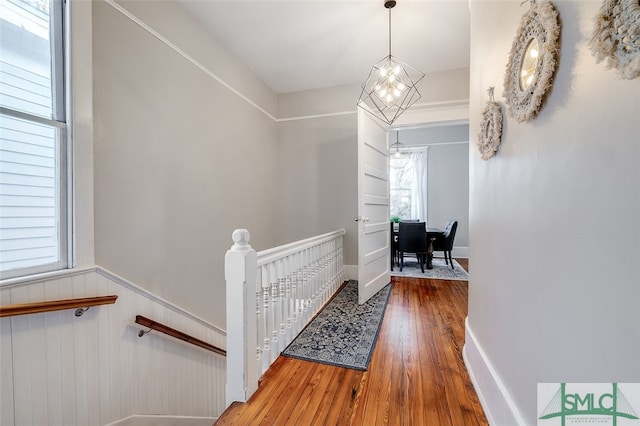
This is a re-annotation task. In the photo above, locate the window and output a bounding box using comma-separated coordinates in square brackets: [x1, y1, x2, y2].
[390, 150, 428, 222]
[390, 155, 414, 219]
[0, 0, 68, 279]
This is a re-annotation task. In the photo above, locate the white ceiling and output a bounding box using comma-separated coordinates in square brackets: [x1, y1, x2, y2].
[178, 0, 471, 94]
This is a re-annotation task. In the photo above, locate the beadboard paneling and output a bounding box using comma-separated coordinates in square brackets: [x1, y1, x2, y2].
[0, 268, 226, 426]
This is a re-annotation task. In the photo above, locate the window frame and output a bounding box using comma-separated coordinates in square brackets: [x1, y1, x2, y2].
[0, 0, 71, 280]
[389, 155, 414, 220]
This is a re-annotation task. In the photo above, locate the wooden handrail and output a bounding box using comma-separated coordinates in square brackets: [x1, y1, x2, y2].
[135, 315, 226, 357]
[0, 295, 118, 318]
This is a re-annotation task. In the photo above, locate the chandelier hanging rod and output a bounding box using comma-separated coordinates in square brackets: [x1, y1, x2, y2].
[386, 0, 395, 56]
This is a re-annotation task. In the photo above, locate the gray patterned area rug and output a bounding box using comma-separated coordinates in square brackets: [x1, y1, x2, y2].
[391, 257, 469, 280]
[281, 280, 391, 371]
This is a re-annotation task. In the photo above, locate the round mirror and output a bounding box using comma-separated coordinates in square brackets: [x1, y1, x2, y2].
[504, 1, 560, 122]
[519, 38, 539, 91]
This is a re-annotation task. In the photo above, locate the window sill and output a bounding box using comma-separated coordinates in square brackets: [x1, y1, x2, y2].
[0, 266, 99, 289]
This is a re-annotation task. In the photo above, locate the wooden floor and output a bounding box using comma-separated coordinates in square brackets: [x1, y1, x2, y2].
[216, 259, 487, 425]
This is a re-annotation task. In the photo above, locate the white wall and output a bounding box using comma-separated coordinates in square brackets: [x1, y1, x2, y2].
[92, 0, 279, 327]
[427, 142, 469, 251]
[276, 115, 358, 265]
[466, 1, 640, 424]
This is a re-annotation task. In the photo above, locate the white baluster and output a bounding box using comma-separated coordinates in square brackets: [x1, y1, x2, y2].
[269, 262, 279, 363]
[298, 251, 305, 327]
[284, 256, 292, 345]
[277, 260, 286, 352]
[317, 245, 323, 310]
[307, 246, 314, 318]
[335, 240, 340, 288]
[255, 271, 262, 378]
[290, 251, 299, 336]
[322, 241, 329, 301]
[261, 267, 270, 374]
[313, 246, 318, 309]
[302, 247, 310, 324]
[332, 242, 337, 288]
[340, 243, 344, 279]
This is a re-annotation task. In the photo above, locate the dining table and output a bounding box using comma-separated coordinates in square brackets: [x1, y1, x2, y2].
[392, 224, 443, 270]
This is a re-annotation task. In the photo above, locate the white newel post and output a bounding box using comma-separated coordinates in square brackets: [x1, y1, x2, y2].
[225, 229, 258, 406]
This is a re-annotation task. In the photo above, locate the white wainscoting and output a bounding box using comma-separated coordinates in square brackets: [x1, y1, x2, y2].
[0, 267, 226, 426]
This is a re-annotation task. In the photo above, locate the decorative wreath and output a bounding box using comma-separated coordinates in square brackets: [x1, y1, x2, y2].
[504, 1, 561, 123]
[590, 0, 640, 80]
[477, 88, 503, 161]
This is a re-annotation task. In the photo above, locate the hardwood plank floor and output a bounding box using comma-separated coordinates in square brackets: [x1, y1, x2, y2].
[216, 258, 487, 425]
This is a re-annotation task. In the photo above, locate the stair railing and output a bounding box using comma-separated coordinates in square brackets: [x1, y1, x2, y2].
[224, 228, 345, 406]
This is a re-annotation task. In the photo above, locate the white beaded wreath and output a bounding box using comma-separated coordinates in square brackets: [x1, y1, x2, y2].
[590, 0, 640, 80]
[477, 88, 503, 161]
[504, 1, 561, 123]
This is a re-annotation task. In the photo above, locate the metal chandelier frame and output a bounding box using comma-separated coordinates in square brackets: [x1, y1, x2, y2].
[357, 0, 425, 125]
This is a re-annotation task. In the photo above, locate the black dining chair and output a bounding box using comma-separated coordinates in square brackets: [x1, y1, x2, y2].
[398, 221, 428, 273]
[433, 220, 458, 269]
[390, 221, 400, 270]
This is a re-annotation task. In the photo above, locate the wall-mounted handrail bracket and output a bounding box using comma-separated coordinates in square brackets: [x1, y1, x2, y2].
[74, 307, 90, 317]
[134, 315, 226, 356]
[138, 327, 152, 337]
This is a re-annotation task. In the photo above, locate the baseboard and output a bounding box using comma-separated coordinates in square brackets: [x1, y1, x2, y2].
[105, 415, 216, 426]
[463, 318, 526, 426]
[452, 246, 468, 258]
[431, 246, 468, 259]
[344, 264, 358, 281]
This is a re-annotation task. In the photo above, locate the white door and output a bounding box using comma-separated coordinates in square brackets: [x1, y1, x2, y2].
[357, 109, 391, 304]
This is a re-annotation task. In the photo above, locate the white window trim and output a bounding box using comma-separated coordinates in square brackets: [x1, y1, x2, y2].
[0, 0, 95, 284]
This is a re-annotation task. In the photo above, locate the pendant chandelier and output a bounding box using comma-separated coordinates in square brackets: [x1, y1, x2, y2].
[357, 0, 425, 126]
[390, 130, 407, 158]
